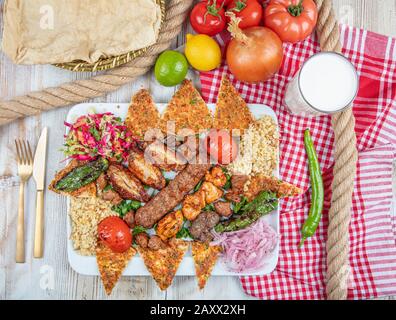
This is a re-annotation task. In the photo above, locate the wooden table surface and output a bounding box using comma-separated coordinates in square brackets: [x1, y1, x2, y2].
[0, 0, 395, 300]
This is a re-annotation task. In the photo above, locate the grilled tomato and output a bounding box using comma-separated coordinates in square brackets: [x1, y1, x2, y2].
[204, 129, 238, 165]
[98, 216, 132, 253]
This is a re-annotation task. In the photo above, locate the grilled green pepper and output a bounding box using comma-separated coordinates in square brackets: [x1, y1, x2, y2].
[215, 191, 278, 233]
[240, 191, 277, 215]
[55, 158, 109, 192]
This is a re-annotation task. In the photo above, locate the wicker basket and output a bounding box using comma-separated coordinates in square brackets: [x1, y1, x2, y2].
[54, 0, 165, 72]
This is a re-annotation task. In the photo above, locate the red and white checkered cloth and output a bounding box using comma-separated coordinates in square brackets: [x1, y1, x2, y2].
[199, 24, 396, 300]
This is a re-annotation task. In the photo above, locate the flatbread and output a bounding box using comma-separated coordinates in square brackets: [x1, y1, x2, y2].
[2, 0, 162, 65]
[214, 76, 253, 134]
[191, 242, 222, 289]
[161, 80, 213, 134]
[96, 241, 137, 295]
[137, 239, 189, 290]
[125, 89, 160, 138]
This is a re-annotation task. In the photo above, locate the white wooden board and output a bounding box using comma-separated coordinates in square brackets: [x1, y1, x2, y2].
[65, 102, 280, 277]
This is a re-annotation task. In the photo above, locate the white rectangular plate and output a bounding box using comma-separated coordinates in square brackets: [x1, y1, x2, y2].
[65, 103, 279, 276]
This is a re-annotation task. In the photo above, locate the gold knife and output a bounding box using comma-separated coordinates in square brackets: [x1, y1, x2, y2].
[32, 127, 48, 258]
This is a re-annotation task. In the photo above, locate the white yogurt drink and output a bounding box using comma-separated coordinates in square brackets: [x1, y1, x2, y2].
[284, 52, 359, 116]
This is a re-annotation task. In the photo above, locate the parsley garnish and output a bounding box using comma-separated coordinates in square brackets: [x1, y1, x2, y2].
[202, 203, 215, 211]
[233, 196, 248, 214]
[132, 226, 147, 236]
[176, 227, 192, 239]
[112, 200, 142, 217]
[103, 184, 113, 192]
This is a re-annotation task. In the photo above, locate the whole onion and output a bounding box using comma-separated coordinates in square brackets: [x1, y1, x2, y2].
[226, 14, 284, 83]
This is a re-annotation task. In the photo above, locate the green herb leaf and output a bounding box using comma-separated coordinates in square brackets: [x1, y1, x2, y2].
[220, 167, 232, 190]
[132, 226, 147, 236]
[224, 175, 232, 191]
[112, 200, 142, 217]
[103, 184, 113, 192]
[176, 227, 192, 239]
[233, 196, 248, 214]
[202, 203, 215, 211]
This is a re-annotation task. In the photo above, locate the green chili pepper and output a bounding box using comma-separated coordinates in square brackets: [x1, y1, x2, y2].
[55, 158, 108, 192]
[299, 129, 324, 247]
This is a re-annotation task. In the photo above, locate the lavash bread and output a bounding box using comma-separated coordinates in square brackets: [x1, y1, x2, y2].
[1, 0, 161, 65]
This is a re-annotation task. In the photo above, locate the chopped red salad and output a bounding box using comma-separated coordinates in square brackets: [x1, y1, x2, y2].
[63, 113, 138, 162]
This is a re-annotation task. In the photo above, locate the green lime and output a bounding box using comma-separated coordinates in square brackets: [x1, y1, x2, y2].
[154, 50, 188, 87]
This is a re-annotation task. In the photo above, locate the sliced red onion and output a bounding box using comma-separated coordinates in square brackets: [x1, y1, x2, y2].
[212, 219, 278, 273]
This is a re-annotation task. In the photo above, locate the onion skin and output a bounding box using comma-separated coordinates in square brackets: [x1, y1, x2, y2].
[226, 26, 284, 83]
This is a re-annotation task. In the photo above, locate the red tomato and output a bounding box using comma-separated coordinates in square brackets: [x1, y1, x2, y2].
[226, 0, 263, 29]
[264, 0, 318, 43]
[190, 1, 227, 36]
[98, 216, 132, 253]
[214, 0, 233, 6]
[204, 129, 238, 165]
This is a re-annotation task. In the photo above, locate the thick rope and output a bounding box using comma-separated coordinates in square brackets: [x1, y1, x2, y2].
[0, 0, 194, 126]
[315, 0, 358, 300]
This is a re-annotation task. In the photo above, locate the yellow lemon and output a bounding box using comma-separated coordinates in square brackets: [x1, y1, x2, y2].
[185, 34, 222, 72]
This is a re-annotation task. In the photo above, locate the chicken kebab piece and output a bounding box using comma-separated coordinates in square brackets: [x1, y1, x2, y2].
[182, 167, 227, 221]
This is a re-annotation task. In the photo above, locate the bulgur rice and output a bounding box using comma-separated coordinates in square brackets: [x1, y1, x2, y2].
[228, 116, 278, 176]
[69, 197, 116, 256]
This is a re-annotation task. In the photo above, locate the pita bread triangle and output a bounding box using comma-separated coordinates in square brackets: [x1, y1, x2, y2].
[191, 242, 222, 289]
[214, 75, 253, 134]
[137, 239, 189, 290]
[125, 89, 160, 138]
[161, 80, 213, 134]
[96, 241, 137, 295]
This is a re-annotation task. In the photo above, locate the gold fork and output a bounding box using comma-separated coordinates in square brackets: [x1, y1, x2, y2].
[15, 139, 33, 263]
